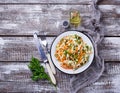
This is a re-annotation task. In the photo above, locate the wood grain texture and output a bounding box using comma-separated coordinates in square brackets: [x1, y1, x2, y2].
[0, 5, 93, 36]
[0, 0, 92, 4]
[0, 0, 120, 5]
[99, 5, 120, 18]
[0, 62, 120, 93]
[0, 37, 120, 61]
[100, 37, 120, 61]
[0, 4, 120, 36]
[98, 0, 120, 5]
[79, 63, 120, 93]
[0, 37, 55, 61]
[101, 18, 120, 36]
[0, 62, 71, 93]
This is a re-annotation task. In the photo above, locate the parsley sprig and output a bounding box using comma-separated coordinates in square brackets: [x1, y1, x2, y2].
[28, 57, 50, 81]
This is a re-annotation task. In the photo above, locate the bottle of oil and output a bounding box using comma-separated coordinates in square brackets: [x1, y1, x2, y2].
[70, 10, 81, 27]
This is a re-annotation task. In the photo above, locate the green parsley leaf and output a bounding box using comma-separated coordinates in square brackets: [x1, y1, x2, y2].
[28, 57, 50, 82]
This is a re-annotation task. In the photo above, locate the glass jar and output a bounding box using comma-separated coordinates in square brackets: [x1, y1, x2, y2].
[70, 10, 81, 27]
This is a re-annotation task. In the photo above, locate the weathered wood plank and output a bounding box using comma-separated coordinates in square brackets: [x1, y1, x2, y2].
[0, 0, 120, 5]
[0, 5, 120, 36]
[0, 62, 71, 93]
[101, 18, 120, 36]
[0, 82, 57, 93]
[0, 37, 55, 61]
[0, 62, 120, 93]
[98, 0, 120, 5]
[0, 5, 93, 35]
[100, 37, 120, 61]
[80, 63, 120, 93]
[0, 0, 92, 4]
[99, 5, 120, 18]
[0, 37, 120, 61]
[0, 0, 119, 5]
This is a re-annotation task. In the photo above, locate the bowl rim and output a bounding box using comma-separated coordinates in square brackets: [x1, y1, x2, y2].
[50, 30, 95, 74]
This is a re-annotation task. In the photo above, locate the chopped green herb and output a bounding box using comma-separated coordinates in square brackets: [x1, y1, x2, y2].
[86, 45, 89, 51]
[75, 34, 81, 44]
[28, 57, 50, 82]
[64, 50, 69, 56]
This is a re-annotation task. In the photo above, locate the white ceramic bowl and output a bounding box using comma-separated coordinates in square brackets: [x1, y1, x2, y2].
[50, 31, 94, 74]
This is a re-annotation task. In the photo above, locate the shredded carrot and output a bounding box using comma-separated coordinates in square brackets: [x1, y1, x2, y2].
[55, 34, 92, 70]
[61, 63, 73, 69]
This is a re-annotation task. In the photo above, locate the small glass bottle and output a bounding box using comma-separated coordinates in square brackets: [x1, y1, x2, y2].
[70, 10, 81, 27]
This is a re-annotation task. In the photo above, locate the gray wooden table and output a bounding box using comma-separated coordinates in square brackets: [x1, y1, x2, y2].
[0, 0, 120, 93]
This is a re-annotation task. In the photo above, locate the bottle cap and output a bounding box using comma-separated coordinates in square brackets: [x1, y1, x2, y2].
[62, 20, 69, 29]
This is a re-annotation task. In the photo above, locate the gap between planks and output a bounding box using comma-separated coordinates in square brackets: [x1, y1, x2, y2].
[0, 3, 92, 5]
[0, 0, 119, 5]
[0, 35, 57, 37]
